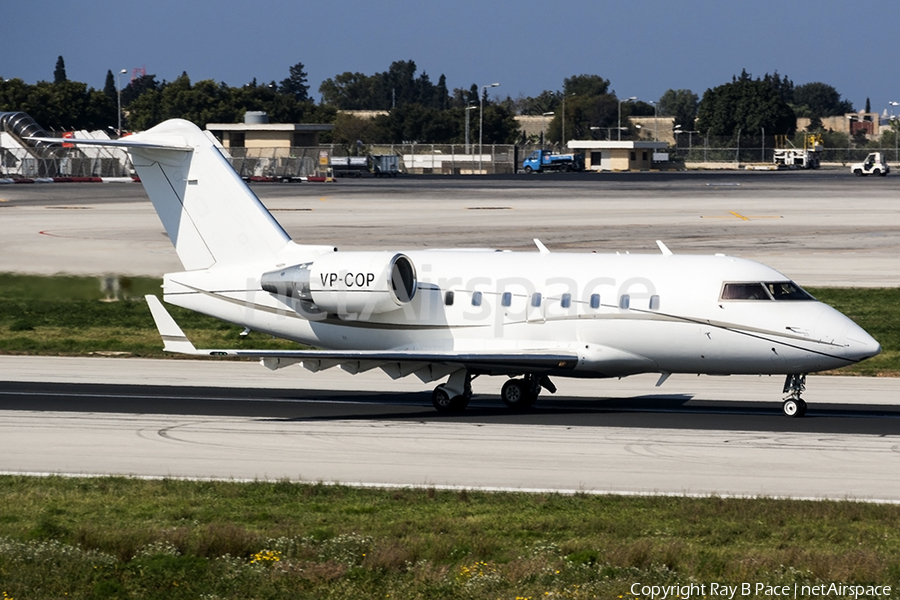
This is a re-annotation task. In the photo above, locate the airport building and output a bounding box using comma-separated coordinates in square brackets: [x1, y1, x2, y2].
[206, 112, 333, 156]
[566, 140, 669, 171]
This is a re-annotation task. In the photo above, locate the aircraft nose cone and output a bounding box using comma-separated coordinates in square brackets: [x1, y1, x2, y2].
[842, 321, 881, 362]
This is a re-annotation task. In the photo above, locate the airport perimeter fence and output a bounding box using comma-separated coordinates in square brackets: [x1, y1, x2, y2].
[0, 144, 133, 178]
[669, 136, 900, 166]
[6, 140, 899, 179]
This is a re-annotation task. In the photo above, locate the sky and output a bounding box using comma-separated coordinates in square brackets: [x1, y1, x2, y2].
[2, 0, 896, 114]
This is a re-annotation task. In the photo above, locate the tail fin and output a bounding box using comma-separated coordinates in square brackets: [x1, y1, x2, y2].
[34, 119, 291, 270]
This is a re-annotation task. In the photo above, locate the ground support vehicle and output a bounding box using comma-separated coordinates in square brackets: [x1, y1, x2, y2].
[851, 152, 890, 176]
[522, 150, 584, 173]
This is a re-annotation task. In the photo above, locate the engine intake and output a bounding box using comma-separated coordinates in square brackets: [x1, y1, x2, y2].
[261, 252, 417, 317]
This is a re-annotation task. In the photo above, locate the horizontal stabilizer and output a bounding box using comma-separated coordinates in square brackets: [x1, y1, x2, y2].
[26, 136, 192, 151]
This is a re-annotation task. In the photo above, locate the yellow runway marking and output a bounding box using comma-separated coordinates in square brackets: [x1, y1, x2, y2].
[701, 211, 782, 221]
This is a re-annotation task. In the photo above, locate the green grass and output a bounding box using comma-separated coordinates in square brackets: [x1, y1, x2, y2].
[0, 476, 898, 599]
[0, 273, 301, 357]
[807, 287, 900, 376]
[0, 274, 897, 374]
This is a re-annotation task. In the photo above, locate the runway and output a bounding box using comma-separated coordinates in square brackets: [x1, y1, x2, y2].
[1, 172, 898, 500]
[1, 357, 899, 501]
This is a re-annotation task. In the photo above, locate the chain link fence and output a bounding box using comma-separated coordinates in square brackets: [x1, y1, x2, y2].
[5, 137, 897, 179]
[0, 144, 133, 178]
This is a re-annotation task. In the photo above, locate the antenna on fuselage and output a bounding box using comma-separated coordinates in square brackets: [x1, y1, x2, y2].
[656, 240, 673, 255]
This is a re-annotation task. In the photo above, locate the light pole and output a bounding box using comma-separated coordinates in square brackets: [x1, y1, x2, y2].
[541, 112, 554, 149]
[890, 102, 899, 163]
[479, 82, 500, 174]
[650, 100, 658, 141]
[561, 93, 574, 147]
[464, 104, 476, 153]
[761, 126, 765, 163]
[618, 96, 636, 141]
[116, 69, 127, 136]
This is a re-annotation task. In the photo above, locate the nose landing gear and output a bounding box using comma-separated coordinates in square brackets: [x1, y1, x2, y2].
[782, 373, 808, 417]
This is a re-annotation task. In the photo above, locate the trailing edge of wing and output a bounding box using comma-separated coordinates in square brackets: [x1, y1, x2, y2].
[144, 295, 578, 371]
[26, 136, 192, 151]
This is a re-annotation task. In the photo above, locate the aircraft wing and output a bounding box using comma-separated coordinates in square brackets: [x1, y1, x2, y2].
[145, 295, 578, 381]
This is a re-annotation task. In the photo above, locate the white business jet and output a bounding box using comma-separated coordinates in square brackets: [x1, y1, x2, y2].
[34, 119, 881, 417]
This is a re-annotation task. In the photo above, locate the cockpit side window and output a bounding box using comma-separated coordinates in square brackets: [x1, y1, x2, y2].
[765, 281, 815, 301]
[720, 282, 770, 301]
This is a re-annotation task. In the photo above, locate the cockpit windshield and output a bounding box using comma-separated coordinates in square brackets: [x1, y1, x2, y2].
[720, 281, 814, 301]
[765, 281, 814, 300]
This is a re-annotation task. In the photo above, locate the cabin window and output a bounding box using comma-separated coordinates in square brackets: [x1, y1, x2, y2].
[649, 295, 660, 310]
[501, 292, 512, 307]
[471, 291, 482, 306]
[766, 281, 814, 301]
[720, 282, 769, 301]
[531, 293, 542, 307]
[444, 290, 455, 306]
[619, 294, 630, 309]
[560, 293, 571, 308]
[590, 294, 600, 309]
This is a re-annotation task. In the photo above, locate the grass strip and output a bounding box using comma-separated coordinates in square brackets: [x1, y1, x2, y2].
[0, 274, 897, 375]
[0, 476, 898, 599]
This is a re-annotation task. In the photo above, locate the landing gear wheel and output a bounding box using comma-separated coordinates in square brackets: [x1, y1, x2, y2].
[501, 379, 528, 409]
[782, 398, 807, 418]
[501, 378, 540, 409]
[432, 386, 467, 413]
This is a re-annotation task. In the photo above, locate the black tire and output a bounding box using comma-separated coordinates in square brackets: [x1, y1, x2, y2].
[797, 399, 808, 417]
[432, 386, 467, 413]
[853, 169, 863, 176]
[873, 169, 882, 176]
[432, 386, 453, 412]
[501, 379, 536, 409]
[524, 166, 533, 174]
[782, 398, 802, 418]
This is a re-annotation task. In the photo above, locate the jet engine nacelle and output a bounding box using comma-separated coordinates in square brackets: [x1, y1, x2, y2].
[261, 252, 417, 317]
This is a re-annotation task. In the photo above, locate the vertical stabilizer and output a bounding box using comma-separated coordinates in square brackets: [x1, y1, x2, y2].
[127, 119, 291, 270]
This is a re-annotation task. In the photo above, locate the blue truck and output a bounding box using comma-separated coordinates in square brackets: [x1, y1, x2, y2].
[522, 149, 585, 173]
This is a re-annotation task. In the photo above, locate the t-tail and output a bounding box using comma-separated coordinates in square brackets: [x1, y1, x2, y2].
[32, 119, 293, 270]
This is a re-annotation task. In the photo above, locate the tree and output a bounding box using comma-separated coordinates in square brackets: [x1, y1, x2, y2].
[278, 62, 309, 102]
[563, 74, 610, 97]
[865, 97, 871, 113]
[792, 82, 853, 117]
[696, 74, 796, 140]
[657, 89, 699, 129]
[103, 70, 116, 102]
[54, 56, 67, 84]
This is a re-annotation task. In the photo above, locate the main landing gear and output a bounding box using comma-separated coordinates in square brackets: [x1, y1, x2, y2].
[500, 374, 555, 409]
[782, 373, 808, 418]
[431, 370, 473, 413]
[432, 371, 556, 413]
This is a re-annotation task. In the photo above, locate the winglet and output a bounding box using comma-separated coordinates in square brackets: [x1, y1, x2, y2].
[145, 295, 199, 354]
[656, 240, 673, 256]
[533, 238, 550, 254]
